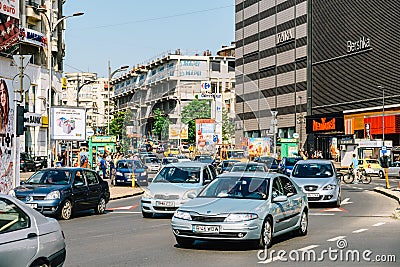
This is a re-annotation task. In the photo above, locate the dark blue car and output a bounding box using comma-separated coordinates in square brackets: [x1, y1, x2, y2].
[278, 157, 303, 175]
[113, 159, 149, 186]
[9, 168, 110, 220]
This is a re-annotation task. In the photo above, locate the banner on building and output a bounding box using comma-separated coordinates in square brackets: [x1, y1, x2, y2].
[51, 107, 86, 141]
[248, 137, 271, 158]
[0, 0, 20, 53]
[0, 78, 17, 194]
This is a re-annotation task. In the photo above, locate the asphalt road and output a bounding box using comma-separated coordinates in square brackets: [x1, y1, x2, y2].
[58, 177, 400, 267]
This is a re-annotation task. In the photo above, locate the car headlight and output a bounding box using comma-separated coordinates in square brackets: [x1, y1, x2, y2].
[224, 213, 258, 222]
[182, 190, 197, 200]
[8, 189, 15, 197]
[173, 210, 192, 220]
[143, 188, 153, 198]
[116, 171, 123, 176]
[45, 191, 60, 200]
[323, 184, 336, 190]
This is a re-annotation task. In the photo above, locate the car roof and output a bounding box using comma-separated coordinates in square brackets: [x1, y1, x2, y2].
[166, 162, 210, 167]
[295, 159, 334, 164]
[40, 167, 92, 171]
[232, 162, 265, 166]
[217, 172, 276, 179]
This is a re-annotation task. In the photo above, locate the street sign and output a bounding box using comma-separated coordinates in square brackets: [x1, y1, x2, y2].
[293, 133, 299, 139]
[201, 81, 211, 94]
[13, 54, 32, 69]
[381, 146, 387, 153]
[213, 134, 218, 143]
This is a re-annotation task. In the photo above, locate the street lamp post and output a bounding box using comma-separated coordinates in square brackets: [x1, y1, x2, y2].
[107, 60, 129, 135]
[37, 7, 84, 168]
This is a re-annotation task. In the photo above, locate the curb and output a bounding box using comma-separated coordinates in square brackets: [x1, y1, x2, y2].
[374, 187, 400, 204]
[109, 190, 144, 201]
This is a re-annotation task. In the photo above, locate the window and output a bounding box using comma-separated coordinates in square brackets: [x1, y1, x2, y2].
[228, 61, 235, 72]
[211, 61, 221, 72]
[0, 198, 30, 234]
[203, 168, 212, 182]
[74, 171, 85, 185]
[272, 177, 284, 198]
[279, 177, 297, 196]
[85, 171, 99, 185]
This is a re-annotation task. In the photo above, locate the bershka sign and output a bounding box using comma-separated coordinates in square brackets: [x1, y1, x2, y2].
[347, 37, 370, 53]
[277, 29, 293, 44]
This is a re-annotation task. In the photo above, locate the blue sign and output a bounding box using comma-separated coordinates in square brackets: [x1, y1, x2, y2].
[381, 146, 387, 153]
[213, 135, 218, 143]
[202, 82, 211, 90]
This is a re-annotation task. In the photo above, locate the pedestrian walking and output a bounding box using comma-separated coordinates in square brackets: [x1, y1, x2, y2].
[100, 154, 108, 180]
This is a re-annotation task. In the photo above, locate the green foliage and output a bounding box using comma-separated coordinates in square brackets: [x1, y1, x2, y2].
[152, 108, 170, 140]
[110, 109, 135, 153]
[181, 99, 211, 143]
[222, 108, 234, 143]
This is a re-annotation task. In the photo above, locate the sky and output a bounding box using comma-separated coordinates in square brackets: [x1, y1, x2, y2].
[63, 0, 235, 78]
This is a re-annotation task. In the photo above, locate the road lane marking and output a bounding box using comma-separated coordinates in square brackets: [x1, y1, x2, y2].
[107, 204, 138, 210]
[327, 236, 346, 242]
[322, 207, 348, 212]
[372, 222, 386, 227]
[309, 213, 335, 216]
[297, 245, 319, 251]
[108, 211, 142, 214]
[352, 228, 368, 233]
[340, 198, 352, 205]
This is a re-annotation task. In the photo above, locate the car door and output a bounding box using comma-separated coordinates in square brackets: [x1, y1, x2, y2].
[84, 170, 102, 208]
[0, 197, 37, 267]
[270, 177, 291, 233]
[279, 176, 301, 228]
[71, 170, 90, 210]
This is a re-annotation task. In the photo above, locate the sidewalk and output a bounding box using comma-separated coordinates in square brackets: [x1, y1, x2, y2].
[108, 184, 144, 200]
[374, 186, 400, 219]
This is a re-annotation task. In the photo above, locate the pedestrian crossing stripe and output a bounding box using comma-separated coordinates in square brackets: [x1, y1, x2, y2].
[322, 207, 348, 212]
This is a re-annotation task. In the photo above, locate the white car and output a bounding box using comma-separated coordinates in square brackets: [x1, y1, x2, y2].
[144, 156, 161, 173]
[0, 194, 66, 267]
[176, 154, 191, 162]
[388, 162, 400, 177]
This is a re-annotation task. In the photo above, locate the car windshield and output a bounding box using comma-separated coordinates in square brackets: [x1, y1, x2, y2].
[153, 166, 201, 183]
[285, 158, 302, 166]
[117, 160, 143, 169]
[227, 151, 245, 158]
[145, 157, 160, 163]
[292, 163, 334, 178]
[198, 177, 269, 200]
[222, 161, 237, 168]
[230, 164, 266, 172]
[162, 158, 179, 164]
[260, 157, 276, 167]
[27, 170, 71, 185]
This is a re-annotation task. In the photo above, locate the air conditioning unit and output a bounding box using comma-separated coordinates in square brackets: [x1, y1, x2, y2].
[340, 145, 346, 151]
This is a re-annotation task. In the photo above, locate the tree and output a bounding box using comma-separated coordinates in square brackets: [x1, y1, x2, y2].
[110, 110, 126, 138]
[181, 99, 211, 144]
[110, 109, 135, 153]
[152, 108, 170, 140]
[222, 108, 234, 143]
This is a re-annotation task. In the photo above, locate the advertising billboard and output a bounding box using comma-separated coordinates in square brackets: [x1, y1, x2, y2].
[0, 78, 16, 193]
[0, 0, 20, 54]
[169, 124, 188, 140]
[248, 137, 271, 158]
[195, 119, 215, 154]
[51, 107, 86, 141]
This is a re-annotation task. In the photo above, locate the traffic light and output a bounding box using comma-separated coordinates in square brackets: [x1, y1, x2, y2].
[16, 105, 27, 136]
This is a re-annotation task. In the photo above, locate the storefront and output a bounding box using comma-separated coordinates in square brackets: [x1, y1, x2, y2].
[306, 112, 347, 160]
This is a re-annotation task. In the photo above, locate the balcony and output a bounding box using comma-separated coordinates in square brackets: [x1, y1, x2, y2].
[26, 1, 41, 22]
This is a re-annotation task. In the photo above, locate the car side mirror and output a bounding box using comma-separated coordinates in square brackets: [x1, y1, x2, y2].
[336, 173, 343, 179]
[272, 195, 288, 202]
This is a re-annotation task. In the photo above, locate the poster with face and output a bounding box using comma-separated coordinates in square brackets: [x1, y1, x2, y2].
[0, 78, 15, 194]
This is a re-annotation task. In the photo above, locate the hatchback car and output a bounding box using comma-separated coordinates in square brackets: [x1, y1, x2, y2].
[253, 156, 279, 171]
[20, 152, 36, 172]
[278, 157, 303, 175]
[114, 159, 149, 186]
[171, 172, 308, 248]
[141, 162, 217, 218]
[230, 162, 268, 173]
[144, 156, 162, 173]
[358, 158, 384, 178]
[0, 194, 66, 267]
[9, 168, 110, 220]
[388, 162, 400, 177]
[290, 159, 341, 207]
[216, 160, 240, 174]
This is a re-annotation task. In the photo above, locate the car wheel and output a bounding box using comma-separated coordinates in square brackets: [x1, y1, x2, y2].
[379, 170, 384, 179]
[59, 200, 73, 220]
[30, 259, 49, 267]
[142, 210, 153, 218]
[95, 196, 106, 214]
[258, 218, 273, 248]
[175, 236, 194, 248]
[296, 211, 308, 236]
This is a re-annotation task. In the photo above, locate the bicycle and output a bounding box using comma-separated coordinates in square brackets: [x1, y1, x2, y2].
[343, 167, 372, 184]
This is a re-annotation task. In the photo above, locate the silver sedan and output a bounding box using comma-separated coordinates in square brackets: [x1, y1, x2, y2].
[171, 172, 308, 248]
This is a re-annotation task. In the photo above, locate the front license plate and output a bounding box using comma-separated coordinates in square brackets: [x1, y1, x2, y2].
[307, 193, 319, 198]
[27, 203, 38, 209]
[156, 201, 174, 207]
[193, 225, 220, 233]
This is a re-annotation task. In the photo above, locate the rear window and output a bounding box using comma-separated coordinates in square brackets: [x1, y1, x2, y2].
[366, 160, 380, 164]
[285, 158, 302, 166]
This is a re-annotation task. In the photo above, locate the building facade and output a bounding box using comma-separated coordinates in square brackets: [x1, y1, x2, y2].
[235, 0, 400, 160]
[112, 47, 236, 143]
